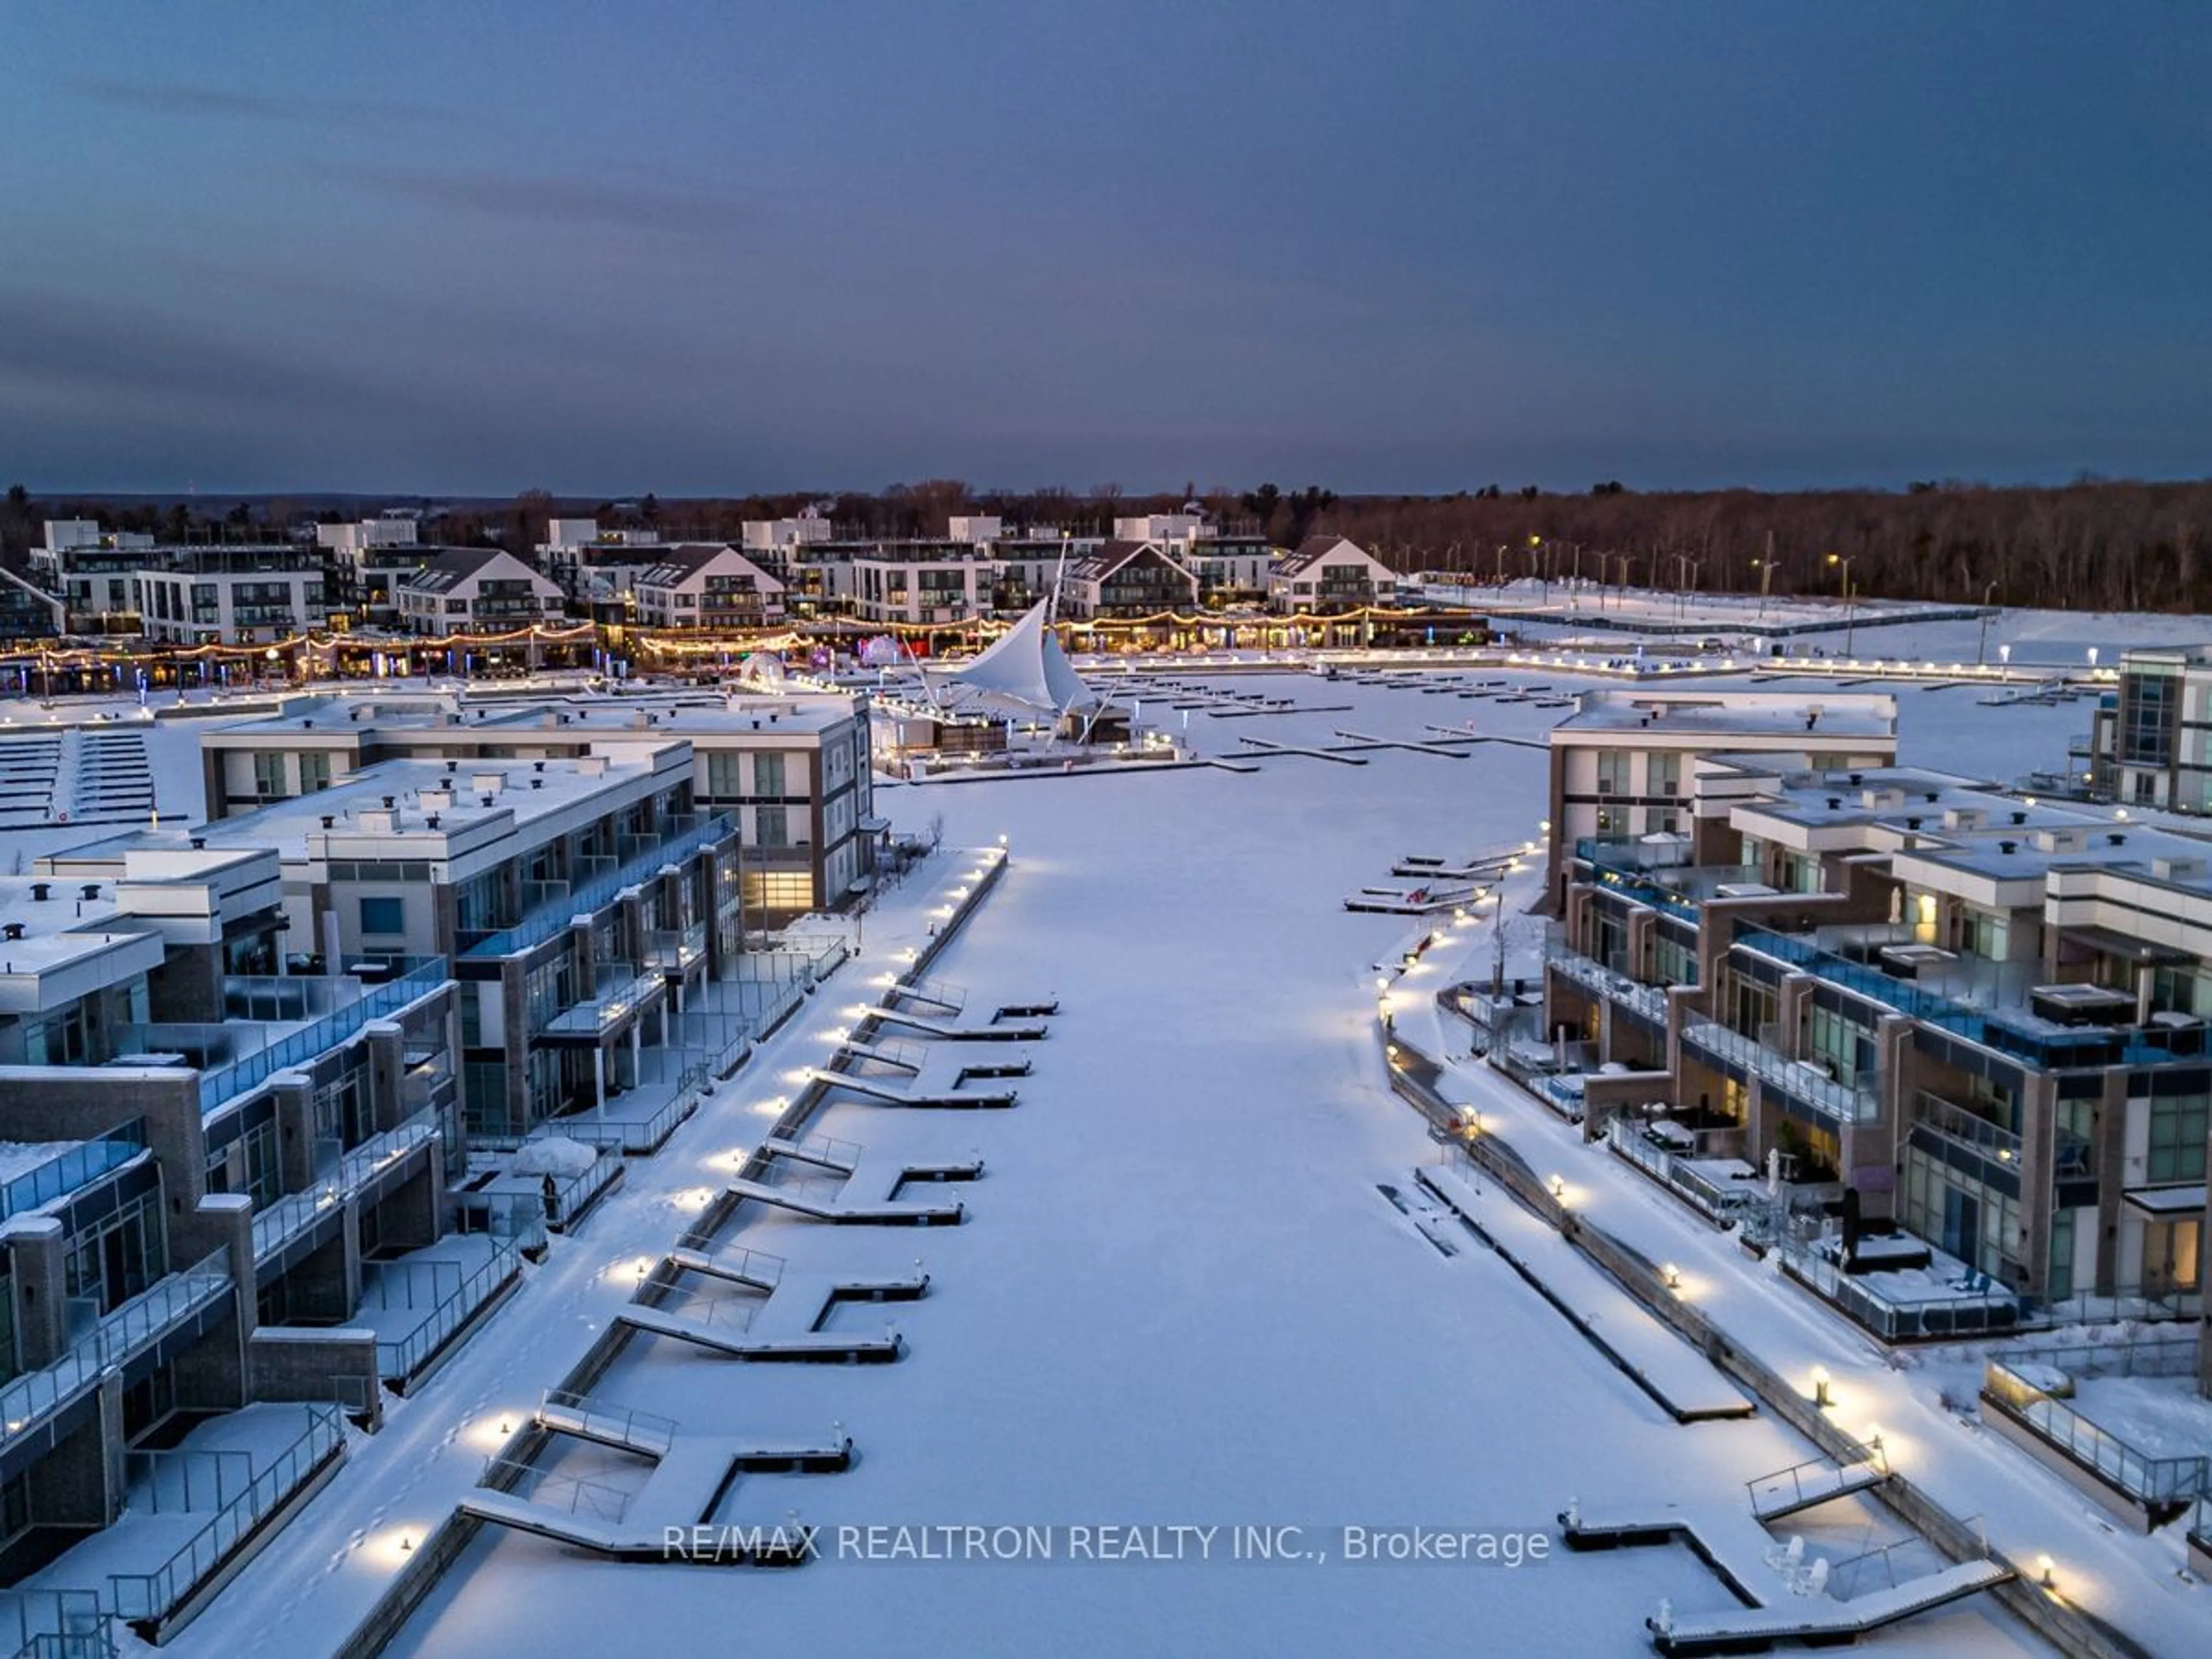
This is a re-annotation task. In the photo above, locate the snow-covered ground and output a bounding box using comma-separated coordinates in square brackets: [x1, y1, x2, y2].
[6, 641, 2202, 1656]
[323, 671, 2097, 1659]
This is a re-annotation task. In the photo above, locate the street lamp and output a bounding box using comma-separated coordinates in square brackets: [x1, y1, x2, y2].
[1750, 557, 1783, 618]
[1827, 553, 1858, 656]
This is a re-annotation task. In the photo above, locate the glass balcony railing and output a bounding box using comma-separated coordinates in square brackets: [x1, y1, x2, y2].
[1547, 942, 1675, 1023]
[0, 1249, 233, 1445]
[1911, 1089, 2022, 1166]
[250, 1110, 441, 1262]
[1682, 1019, 1878, 1124]
[196, 961, 450, 1116]
[645, 922, 708, 975]
[465, 814, 734, 960]
[538, 965, 661, 1039]
[107, 1403, 345, 1623]
[0, 1122, 147, 1226]
[1735, 925, 2168, 1069]
[1573, 838, 1702, 920]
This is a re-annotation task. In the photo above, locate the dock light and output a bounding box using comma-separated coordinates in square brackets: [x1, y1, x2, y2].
[500, 1419, 512, 1435]
[1810, 1366, 1832, 1408]
[998, 833, 1007, 845]
[400, 1535, 414, 1554]
[1661, 1262, 1683, 1291]
[2037, 1553, 2056, 1590]
[1376, 976, 1390, 992]
[1550, 1173, 1566, 1201]
[1862, 1425, 1884, 1455]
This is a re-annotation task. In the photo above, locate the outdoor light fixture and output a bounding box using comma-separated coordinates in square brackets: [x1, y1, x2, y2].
[2037, 1553, 2056, 1590]
[1549, 1173, 1566, 1201]
[1661, 1262, 1682, 1291]
[1810, 1366, 1832, 1408]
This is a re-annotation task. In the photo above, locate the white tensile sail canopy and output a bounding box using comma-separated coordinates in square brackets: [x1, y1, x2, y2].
[926, 603, 1092, 715]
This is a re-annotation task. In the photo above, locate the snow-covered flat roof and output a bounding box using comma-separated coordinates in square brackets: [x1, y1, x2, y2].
[1554, 689, 1898, 741]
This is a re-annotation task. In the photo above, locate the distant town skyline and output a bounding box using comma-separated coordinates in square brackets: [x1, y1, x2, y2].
[5, 2, 2208, 495]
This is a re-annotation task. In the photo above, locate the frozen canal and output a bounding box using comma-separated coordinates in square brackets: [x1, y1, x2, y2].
[382, 669, 2051, 1657]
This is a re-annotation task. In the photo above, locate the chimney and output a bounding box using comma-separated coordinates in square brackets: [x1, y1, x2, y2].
[427, 813, 441, 830]
[2, 922, 23, 942]
[80, 884, 99, 901]
[29, 882, 48, 902]
[190, 835, 205, 850]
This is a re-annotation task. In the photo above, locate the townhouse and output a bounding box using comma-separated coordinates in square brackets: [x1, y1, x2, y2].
[1546, 745, 2212, 1375]
[395, 550, 566, 637]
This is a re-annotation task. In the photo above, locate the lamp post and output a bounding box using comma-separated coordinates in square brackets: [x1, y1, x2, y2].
[1750, 557, 1782, 619]
[1976, 581, 1999, 665]
[1827, 553, 1857, 656]
[1673, 554, 1702, 620]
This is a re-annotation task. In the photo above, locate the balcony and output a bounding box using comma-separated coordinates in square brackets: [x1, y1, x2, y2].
[1681, 1019, 1878, 1125]
[0, 1250, 233, 1448]
[190, 961, 450, 1117]
[1910, 1089, 2023, 1169]
[251, 1111, 442, 1264]
[1734, 924, 2169, 1070]
[465, 813, 734, 960]
[536, 964, 662, 1041]
[1573, 839, 1703, 921]
[0, 1123, 147, 1226]
[1546, 943, 1673, 1024]
[645, 921, 708, 977]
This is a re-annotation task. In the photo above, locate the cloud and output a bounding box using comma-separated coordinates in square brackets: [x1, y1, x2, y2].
[312, 161, 762, 241]
[70, 78, 333, 124]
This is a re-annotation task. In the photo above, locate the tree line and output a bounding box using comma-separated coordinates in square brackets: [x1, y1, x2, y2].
[7, 476, 2209, 614]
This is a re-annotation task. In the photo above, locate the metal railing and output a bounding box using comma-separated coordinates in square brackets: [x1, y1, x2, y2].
[1983, 1342, 2209, 1505]
[1547, 942, 1673, 1022]
[1912, 1090, 2024, 1167]
[537, 964, 661, 1039]
[645, 921, 708, 974]
[1778, 1236, 2018, 1340]
[537, 1388, 676, 1458]
[480, 1455, 632, 1523]
[668, 1231, 786, 1290]
[1681, 1019, 1878, 1124]
[249, 1111, 440, 1263]
[368, 1243, 521, 1380]
[198, 961, 449, 1115]
[465, 813, 734, 960]
[0, 1123, 146, 1226]
[105, 1403, 344, 1622]
[0, 1250, 232, 1446]
[0, 1592, 110, 1659]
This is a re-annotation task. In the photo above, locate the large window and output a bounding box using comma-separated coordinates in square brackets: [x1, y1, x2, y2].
[1593, 749, 1630, 796]
[2147, 1090, 2209, 1183]
[705, 751, 744, 798]
[1649, 753, 1681, 797]
[360, 895, 406, 937]
[1807, 1004, 1871, 1086]
[755, 805, 790, 848]
[753, 752, 786, 796]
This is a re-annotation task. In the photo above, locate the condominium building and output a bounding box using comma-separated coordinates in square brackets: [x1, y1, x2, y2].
[134, 548, 328, 646]
[1547, 755, 2211, 1377]
[1544, 691, 1900, 914]
[317, 519, 438, 628]
[537, 520, 665, 604]
[1267, 535, 1399, 611]
[836, 544, 998, 627]
[196, 687, 878, 919]
[2067, 644, 2212, 812]
[0, 842, 471, 1635]
[395, 550, 566, 637]
[631, 546, 786, 630]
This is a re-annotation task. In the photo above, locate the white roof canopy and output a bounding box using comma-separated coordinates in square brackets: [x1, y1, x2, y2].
[927, 603, 1092, 715]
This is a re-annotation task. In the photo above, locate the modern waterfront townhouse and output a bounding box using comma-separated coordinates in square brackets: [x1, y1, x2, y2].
[0, 846, 474, 1643]
[1546, 753, 2212, 1384]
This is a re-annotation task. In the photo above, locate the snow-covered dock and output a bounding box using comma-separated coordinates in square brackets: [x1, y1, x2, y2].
[1646, 1560, 2013, 1656]
[1419, 1163, 1755, 1423]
